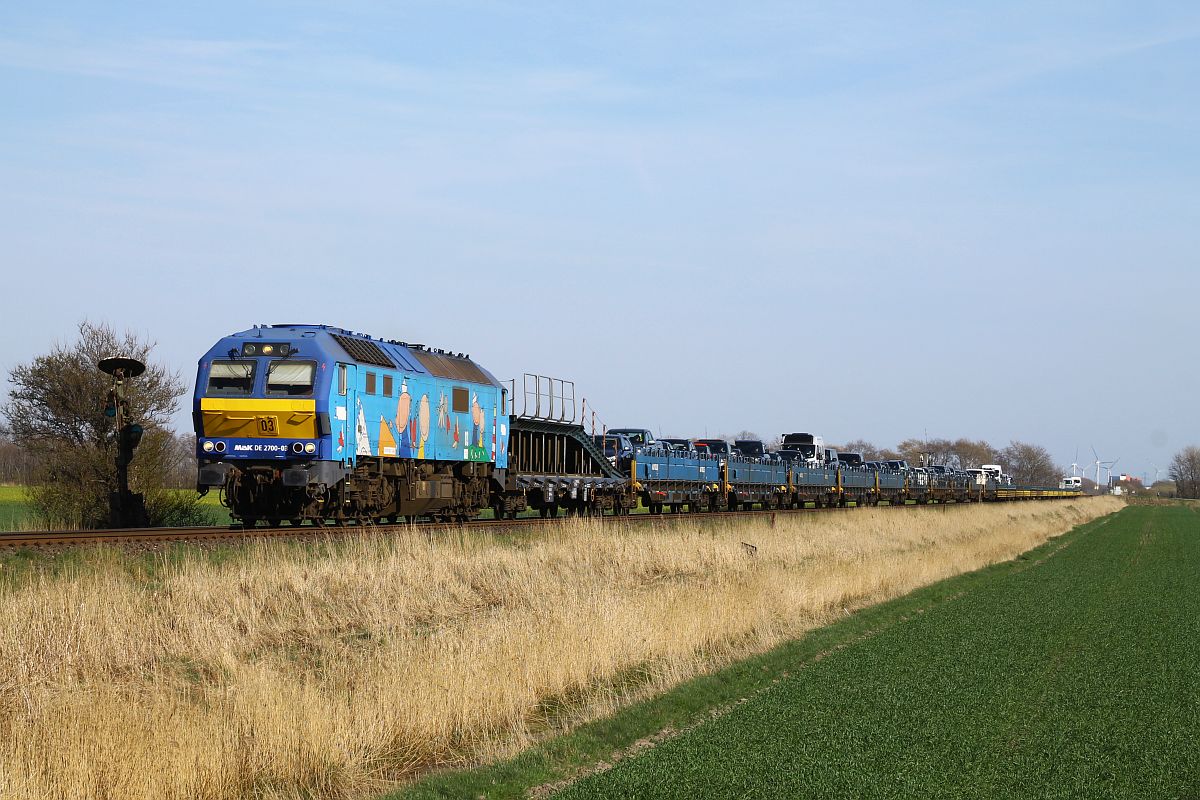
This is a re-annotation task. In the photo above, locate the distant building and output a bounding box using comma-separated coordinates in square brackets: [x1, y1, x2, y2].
[1109, 474, 1144, 494]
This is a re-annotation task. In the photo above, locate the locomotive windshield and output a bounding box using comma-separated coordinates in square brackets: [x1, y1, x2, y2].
[266, 360, 315, 396]
[206, 360, 255, 395]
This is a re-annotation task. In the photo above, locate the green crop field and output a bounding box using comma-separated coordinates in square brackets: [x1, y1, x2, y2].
[396, 504, 1198, 800]
[552, 504, 1199, 799]
[0, 486, 231, 530]
[0, 485, 33, 530]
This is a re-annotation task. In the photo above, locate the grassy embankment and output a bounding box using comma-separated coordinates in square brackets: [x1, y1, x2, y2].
[0, 497, 1119, 799]
[549, 503, 1199, 799]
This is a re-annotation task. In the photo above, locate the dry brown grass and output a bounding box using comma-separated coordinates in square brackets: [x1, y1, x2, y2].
[0, 497, 1121, 799]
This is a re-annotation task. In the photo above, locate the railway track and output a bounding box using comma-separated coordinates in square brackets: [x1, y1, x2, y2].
[0, 498, 1029, 550]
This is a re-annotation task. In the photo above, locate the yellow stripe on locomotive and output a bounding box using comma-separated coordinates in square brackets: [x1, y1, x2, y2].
[199, 397, 318, 439]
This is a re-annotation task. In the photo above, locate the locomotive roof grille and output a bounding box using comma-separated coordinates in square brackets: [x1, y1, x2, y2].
[331, 333, 395, 368]
[412, 349, 493, 384]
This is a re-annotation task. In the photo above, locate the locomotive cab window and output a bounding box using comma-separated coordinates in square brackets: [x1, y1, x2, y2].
[338, 364, 347, 396]
[206, 361, 255, 396]
[266, 361, 315, 396]
[383, 375, 394, 397]
[452, 387, 469, 413]
[365, 372, 377, 395]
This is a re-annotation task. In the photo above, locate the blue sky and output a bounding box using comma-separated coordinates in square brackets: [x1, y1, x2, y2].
[1, 2, 1197, 482]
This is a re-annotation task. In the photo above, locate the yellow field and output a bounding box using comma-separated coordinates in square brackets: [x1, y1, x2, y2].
[0, 498, 1121, 799]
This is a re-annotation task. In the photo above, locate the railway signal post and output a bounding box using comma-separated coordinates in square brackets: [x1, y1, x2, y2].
[99, 356, 150, 528]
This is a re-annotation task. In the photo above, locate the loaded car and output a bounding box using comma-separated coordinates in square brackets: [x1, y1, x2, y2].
[694, 438, 733, 457]
[592, 433, 634, 467]
[734, 439, 767, 459]
[607, 428, 657, 452]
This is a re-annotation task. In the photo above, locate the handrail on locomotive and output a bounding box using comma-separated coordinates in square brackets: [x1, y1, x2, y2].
[507, 373, 577, 424]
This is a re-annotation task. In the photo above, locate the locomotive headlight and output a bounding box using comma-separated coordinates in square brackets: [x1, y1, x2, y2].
[214, 441, 226, 453]
[291, 441, 304, 454]
[304, 442, 316, 454]
[263, 345, 274, 355]
[202, 440, 214, 453]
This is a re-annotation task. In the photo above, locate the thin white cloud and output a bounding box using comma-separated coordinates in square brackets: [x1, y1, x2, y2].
[0, 36, 292, 89]
[868, 26, 1200, 113]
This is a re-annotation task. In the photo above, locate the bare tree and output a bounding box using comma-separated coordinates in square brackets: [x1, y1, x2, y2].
[897, 437, 938, 466]
[890, 436, 998, 469]
[3, 321, 203, 528]
[837, 439, 873, 460]
[0, 425, 38, 484]
[998, 441, 1061, 487]
[950, 438, 999, 469]
[167, 431, 199, 489]
[1169, 446, 1200, 499]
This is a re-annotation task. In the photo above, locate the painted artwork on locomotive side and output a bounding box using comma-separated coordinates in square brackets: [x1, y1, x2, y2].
[334, 368, 508, 468]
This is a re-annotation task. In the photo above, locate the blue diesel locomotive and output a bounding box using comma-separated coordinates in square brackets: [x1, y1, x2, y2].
[195, 324, 510, 525]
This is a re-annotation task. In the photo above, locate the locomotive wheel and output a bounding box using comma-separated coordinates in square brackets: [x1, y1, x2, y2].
[289, 518, 303, 527]
[492, 503, 506, 521]
[242, 517, 257, 528]
[267, 518, 282, 528]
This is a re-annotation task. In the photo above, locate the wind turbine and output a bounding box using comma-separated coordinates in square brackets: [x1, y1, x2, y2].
[1150, 463, 1166, 484]
[1102, 457, 1120, 487]
[1069, 446, 1087, 478]
[1090, 446, 1119, 491]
